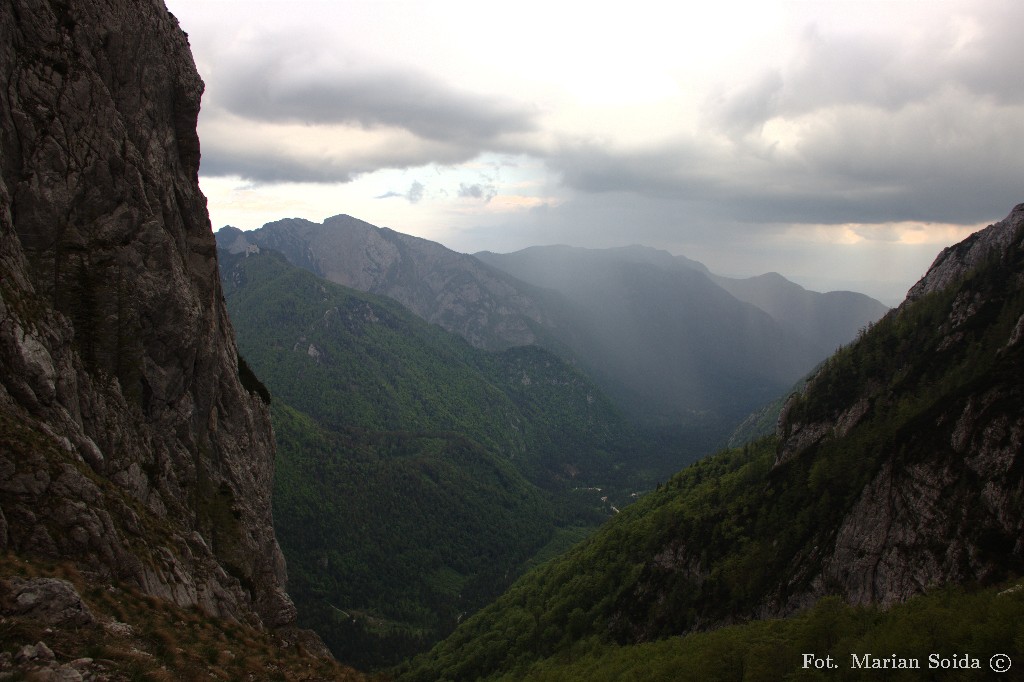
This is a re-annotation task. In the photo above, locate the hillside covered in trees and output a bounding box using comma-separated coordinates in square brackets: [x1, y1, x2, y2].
[218, 247, 648, 667]
[399, 206, 1024, 680]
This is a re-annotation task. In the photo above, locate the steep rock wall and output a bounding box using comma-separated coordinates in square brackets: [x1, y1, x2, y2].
[0, 0, 294, 629]
[775, 204, 1024, 610]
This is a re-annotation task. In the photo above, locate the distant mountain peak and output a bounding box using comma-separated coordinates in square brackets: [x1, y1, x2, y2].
[751, 271, 791, 283]
[217, 225, 260, 255]
[217, 216, 561, 351]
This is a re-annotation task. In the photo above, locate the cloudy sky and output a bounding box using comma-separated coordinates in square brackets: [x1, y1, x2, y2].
[165, 0, 1024, 304]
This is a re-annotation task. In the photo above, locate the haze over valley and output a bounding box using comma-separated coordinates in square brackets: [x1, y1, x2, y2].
[220, 216, 888, 442]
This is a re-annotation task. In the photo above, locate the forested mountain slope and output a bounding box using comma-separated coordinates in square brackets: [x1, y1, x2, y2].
[400, 204, 1024, 681]
[219, 247, 630, 486]
[217, 247, 636, 667]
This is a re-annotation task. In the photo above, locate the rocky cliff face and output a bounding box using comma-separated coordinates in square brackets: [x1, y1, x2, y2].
[906, 203, 1024, 302]
[776, 203, 1024, 609]
[1, 0, 294, 630]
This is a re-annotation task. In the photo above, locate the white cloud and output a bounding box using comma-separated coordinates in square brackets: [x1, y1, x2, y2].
[165, 0, 1024, 303]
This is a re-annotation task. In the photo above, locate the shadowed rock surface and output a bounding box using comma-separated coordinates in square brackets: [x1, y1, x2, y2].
[0, 0, 295, 632]
[775, 203, 1024, 609]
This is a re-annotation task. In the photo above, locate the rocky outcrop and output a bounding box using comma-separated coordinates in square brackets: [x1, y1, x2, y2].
[0, 0, 294, 630]
[906, 203, 1024, 302]
[813, 384, 1023, 607]
[0, 577, 95, 627]
[775, 203, 1024, 609]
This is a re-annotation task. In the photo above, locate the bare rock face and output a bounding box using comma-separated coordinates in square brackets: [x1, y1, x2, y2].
[0, 577, 95, 627]
[906, 203, 1024, 302]
[775, 204, 1024, 610]
[813, 386, 1023, 608]
[0, 0, 293, 629]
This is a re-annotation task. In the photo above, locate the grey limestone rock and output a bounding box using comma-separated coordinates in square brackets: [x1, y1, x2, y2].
[906, 203, 1024, 302]
[0, 577, 95, 627]
[0, 0, 298, 634]
[771, 204, 1024, 612]
[218, 215, 556, 351]
[17, 642, 53, 663]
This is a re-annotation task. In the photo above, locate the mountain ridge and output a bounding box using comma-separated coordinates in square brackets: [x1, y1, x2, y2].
[220, 215, 568, 352]
[220, 219, 888, 443]
[474, 243, 876, 425]
[711, 270, 890, 357]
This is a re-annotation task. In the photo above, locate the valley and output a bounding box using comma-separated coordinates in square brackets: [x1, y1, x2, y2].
[222, 218, 888, 459]
[214, 217, 898, 670]
[400, 204, 1024, 679]
[216, 245, 632, 666]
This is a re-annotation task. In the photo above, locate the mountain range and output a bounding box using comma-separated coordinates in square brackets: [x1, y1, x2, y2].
[213, 221, 889, 668]
[220, 218, 889, 445]
[211, 217, 912, 671]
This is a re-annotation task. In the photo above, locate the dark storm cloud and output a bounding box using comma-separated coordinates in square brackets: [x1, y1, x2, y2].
[908, 1, 1024, 106]
[198, 115, 488, 184]
[710, 2, 1024, 134]
[213, 48, 536, 145]
[548, 140, 718, 199]
[188, 0, 1023, 230]
[546, 1, 1024, 228]
[548, 132, 1023, 228]
[198, 143, 358, 184]
[195, 37, 538, 183]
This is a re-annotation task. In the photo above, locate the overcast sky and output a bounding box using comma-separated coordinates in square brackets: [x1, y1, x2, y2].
[165, 0, 1024, 304]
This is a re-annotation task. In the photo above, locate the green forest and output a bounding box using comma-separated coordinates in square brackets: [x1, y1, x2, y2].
[272, 403, 563, 665]
[398, 223, 1024, 680]
[499, 583, 1024, 681]
[219, 248, 658, 667]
